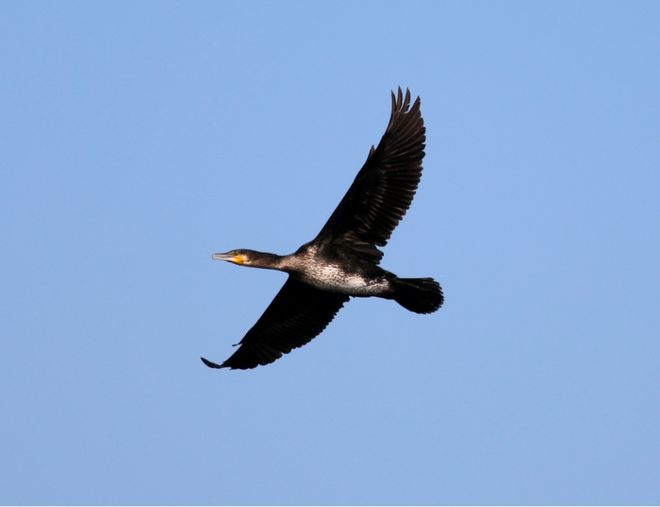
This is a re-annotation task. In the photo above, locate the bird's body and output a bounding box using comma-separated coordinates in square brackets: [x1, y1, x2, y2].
[202, 88, 443, 370]
[238, 242, 393, 296]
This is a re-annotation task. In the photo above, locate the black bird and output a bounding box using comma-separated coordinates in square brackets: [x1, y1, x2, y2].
[202, 88, 443, 370]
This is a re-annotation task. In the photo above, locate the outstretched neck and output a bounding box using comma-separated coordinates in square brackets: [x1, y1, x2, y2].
[213, 248, 300, 272]
[245, 251, 290, 271]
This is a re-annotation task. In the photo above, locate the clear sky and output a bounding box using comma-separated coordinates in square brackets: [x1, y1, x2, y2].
[1, 1, 659, 504]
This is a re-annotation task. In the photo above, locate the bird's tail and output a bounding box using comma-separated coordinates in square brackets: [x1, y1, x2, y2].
[391, 277, 444, 314]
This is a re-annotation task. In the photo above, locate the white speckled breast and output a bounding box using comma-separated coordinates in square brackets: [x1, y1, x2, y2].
[300, 263, 390, 296]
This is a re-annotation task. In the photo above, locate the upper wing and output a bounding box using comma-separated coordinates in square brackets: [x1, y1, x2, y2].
[201, 278, 349, 370]
[315, 88, 426, 249]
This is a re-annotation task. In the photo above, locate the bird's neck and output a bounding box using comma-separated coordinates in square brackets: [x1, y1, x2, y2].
[248, 251, 291, 271]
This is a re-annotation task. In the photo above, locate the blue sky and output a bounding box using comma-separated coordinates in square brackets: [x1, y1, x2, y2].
[1, 1, 659, 504]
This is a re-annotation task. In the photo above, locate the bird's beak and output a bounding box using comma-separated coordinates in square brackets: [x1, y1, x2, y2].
[212, 252, 246, 265]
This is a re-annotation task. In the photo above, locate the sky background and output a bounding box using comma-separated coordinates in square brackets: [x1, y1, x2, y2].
[2, 1, 660, 504]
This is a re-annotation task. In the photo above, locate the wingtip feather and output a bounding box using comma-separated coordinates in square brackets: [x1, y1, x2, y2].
[390, 87, 420, 114]
[201, 356, 225, 369]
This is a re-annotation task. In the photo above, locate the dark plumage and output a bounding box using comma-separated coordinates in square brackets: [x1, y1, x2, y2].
[202, 88, 443, 370]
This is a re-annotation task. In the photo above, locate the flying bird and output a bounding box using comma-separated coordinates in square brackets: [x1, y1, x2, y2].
[202, 88, 443, 370]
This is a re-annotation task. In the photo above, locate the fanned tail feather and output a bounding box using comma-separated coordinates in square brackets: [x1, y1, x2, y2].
[391, 277, 443, 314]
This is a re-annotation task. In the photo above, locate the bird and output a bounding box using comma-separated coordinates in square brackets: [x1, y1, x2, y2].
[202, 88, 443, 370]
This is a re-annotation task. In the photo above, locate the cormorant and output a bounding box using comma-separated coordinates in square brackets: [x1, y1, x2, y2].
[202, 88, 443, 370]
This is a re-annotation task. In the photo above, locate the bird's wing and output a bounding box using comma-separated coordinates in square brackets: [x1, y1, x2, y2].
[315, 88, 426, 250]
[201, 278, 349, 370]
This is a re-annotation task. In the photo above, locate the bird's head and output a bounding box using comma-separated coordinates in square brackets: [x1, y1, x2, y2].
[212, 249, 256, 266]
[212, 249, 285, 270]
